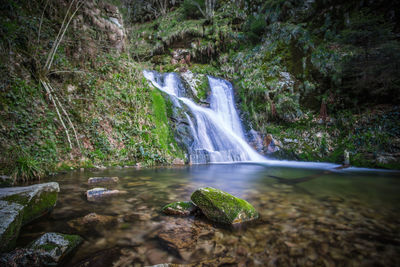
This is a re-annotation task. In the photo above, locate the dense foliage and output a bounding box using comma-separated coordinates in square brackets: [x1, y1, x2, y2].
[1, 0, 399, 180]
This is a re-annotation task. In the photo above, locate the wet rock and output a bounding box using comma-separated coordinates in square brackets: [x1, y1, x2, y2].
[72, 247, 122, 267]
[146, 248, 169, 265]
[0, 175, 13, 187]
[161, 201, 197, 216]
[172, 158, 185, 165]
[157, 218, 201, 257]
[190, 187, 259, 224]
[123, 212, 152, 221]
[29, 232, 83, 265]
[0, 200, 24, 252]
[0, 248, 49, 267]
[86, 188, 125, 202]
[0, 182, 59, 225]
[88, 177, 119, 185]
[68, 213, 117, 233]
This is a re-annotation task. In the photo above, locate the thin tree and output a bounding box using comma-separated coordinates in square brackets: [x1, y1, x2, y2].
[38, 0, 83, 152]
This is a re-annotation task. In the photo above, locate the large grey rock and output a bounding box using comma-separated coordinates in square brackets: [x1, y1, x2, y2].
[29, 232, 83, 265]
[0, 182, 60, 225]
[0, 200, 24, 252]
[190, 187, 259, 224]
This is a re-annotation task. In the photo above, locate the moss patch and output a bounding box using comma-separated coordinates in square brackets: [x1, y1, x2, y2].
[190, 187, 259, 224]
[3, 191, 58, 225]
[162, 201, 196, 216]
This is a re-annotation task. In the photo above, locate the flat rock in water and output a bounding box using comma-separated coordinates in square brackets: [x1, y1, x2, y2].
[29, 232, 82, 265]
[68, 213, 117, 233]
[190, 187, 259, 224]
[161, 201, 197, 216]
[0, 182, 59, 225]
[0, 200, 24, 252]
[86, 188, 125, 202]
[88, 177, 119, 185]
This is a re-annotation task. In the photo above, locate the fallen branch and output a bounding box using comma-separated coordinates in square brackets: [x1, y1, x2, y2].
[41, 80, 73, 150]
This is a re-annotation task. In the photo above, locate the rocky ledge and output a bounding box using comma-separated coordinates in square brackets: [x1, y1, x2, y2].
[0, 182, 60, 252]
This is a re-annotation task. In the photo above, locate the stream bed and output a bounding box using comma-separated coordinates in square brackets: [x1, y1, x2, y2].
[17, 164, 400, 266]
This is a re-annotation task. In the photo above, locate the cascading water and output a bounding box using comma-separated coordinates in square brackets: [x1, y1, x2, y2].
[143, 70, 266, 164]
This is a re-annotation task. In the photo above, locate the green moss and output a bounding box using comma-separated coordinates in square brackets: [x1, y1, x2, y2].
[0, 202, 23, 252]
[60, 233, 83, 249]
[195, 75, 209, 100]
[162, 201, 196, 215]
[4, 191, 58, 225]
[191, 187, 258, 224]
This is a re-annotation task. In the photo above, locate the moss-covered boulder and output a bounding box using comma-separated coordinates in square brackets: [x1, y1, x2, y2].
[190, 187, 259, 224]
[0, 182, 59, 225]
[162, 201, 198, 216]
[0, 200, 24, 252]
[29, 232, 82, 265]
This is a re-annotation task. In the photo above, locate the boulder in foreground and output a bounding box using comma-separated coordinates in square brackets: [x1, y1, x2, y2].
[161, 201, 197, 216]
[190, 187, 259, 224]
[0, 182, 59, 225]
[29, 232, 82, 265]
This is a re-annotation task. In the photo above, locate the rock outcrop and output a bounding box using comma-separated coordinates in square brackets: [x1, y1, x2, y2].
[0, 182, 60, 252]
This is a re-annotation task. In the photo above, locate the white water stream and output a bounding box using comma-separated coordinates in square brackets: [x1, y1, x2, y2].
[143, 70, 352, 169]
[144, 70, 265, 164]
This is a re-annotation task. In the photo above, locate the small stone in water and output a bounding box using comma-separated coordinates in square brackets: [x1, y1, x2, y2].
[88, 177, 119, 185]
[86, 188, 125, 202]
[161, 201, 197, 216]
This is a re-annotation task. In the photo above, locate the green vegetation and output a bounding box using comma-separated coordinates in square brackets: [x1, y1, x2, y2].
[0, 0, 399, 180]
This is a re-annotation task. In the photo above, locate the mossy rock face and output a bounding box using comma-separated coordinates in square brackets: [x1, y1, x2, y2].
[162, 201, 197, 216]
[0, 182, 59, 225]
[0, 200, 24, 252]
[190, 187, 259, 224]
[29, 232, 83, 265]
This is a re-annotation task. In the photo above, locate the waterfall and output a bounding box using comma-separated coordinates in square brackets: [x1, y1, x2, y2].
[143, 70, 266, 164]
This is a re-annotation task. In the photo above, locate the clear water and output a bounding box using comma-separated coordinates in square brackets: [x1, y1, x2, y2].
[18, 164, 400, 266]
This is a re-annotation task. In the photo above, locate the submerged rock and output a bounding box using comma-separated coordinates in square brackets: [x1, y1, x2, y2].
[88, 177, 119, 185]
[0, 248, 48, 267]
[29, 232, 82, 265]
[190, 187, 259, 224]
[0, 182, 59, 225]
[86, 188, 125, 202]
[0, 200, 24, 252]
[68, 213, 117, 233]
[161, 201, 197, 216]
